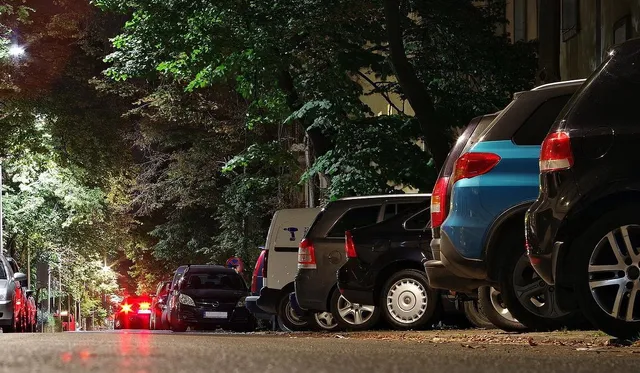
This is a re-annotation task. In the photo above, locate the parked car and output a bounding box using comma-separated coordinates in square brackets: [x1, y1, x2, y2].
[337, 205, 447, 330]
[525, 38, 640, 339]
[0, 254, 27, 332]
[245, 247, 275, 326]
[114, 295, 153, 329]
[6, 257, 29, 332]
[295, 194, 431, 330]
[429, 112, 515, 330]
[425, 79, 586, 331]
[150, 280, 171, 330]
[254, 208, 337, 331]
[166, 265, 254, 332]
[25, 290, 37, 332]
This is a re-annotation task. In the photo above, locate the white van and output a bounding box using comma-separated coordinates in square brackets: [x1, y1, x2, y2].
[252, 208, 336, 331]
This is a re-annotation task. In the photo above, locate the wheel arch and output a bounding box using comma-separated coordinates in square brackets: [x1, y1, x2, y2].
[484, 202, 533, 283]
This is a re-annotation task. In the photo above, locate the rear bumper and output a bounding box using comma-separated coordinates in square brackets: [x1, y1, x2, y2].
[256, 287, 283, 315]
[177, 305, 253, 326]
[294, 269, 332, 312]
[245, 296, 272, 320]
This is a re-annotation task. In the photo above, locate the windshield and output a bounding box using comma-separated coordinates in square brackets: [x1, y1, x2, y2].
[182, 272, 246, 291]
[0, 261, 6, 280]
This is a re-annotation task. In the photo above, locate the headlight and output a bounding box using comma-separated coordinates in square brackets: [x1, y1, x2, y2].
[178, 294, 195, 306]
[236, 297, 246, 308]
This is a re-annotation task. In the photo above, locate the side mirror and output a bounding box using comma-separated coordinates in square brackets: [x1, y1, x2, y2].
[13, 272, 27, 283]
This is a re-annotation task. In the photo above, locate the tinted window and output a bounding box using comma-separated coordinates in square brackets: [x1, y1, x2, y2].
[0, 261, 6, 280]
[404, 209, 431, 230]
[327, 205, 381, 237]
[7, 259, 19, 273]
[182, 272, 245, 290]
[512, 95, 573, 145]
[383, 202, 424, 221]
[461, 113, 500, 155]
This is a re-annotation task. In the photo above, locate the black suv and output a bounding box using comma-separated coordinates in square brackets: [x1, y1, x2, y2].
[295, 194, 430, 330]
[337, 206, 442, 329]
[166, 265, 254, 332]
[526, 38, 640, 339]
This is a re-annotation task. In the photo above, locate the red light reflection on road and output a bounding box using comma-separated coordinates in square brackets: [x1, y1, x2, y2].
[119, 330, 153, 371]
[60, 351, 72, 363]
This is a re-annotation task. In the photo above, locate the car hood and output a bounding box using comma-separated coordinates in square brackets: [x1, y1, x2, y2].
[180, 289, 247, 302]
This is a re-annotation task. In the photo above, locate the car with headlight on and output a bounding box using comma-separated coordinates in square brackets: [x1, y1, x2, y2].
[166, 265, 255, 332]
[114, 295, 153, 329]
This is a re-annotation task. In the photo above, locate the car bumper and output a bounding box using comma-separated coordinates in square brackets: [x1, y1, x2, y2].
[295, 269, 331, 312]
[177, 305, 253, 326]
[245, 296, 272, 320]
[424, 233, 489, 293]
[256, 287, 283, 315]
[336, 259, 375, 305]
[525, 198, 564, 286]
[117, 313, 151, 327]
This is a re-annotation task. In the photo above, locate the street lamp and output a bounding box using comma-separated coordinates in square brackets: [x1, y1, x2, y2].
[8, 44, 25, 58]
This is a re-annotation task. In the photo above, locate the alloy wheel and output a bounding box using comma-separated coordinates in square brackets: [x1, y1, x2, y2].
[386, 278, 428, 324]
[336, 295, 375, 325]
[588, 225, 640, 322]
[285, 301, 307, 326]
[489, 287, 519, 323]
[512, 254, 569, 319]
[313, 312, 337, 330]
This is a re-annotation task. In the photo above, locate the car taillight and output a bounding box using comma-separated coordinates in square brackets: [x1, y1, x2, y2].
[138, 302, 151, 314]
[345, 231, 357, 258]
[297, 238, 317, 269]
[121, 304, 132, 313]
[431, 177, 449, 228]
[251, 250, 266, 293]
[452, 152, 501, 184]
[540, 131, 573, 172]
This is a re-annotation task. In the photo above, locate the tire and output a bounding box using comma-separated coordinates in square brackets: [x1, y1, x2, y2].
[478, 286, 526, 331]
[330, 288, 380, 331]
[379, 269, 440, 330]
[569, 206, 640, 340]
[307, 311, 340, 332]
[463, 298, 495, 329]
[276, 294, 309, 332]
[497, 231, 582, 331]
[170, 321, 187, 332]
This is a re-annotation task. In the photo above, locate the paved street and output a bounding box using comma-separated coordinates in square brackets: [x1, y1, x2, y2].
[1, 330, 638, 373]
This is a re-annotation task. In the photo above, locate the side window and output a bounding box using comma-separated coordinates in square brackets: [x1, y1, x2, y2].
[382, 204, 397, 221]
[327, 205, 381, 238]
[404, 209, 431, 231]
[512, 94, 573, 145]
[396, 202, 425, 216]
[0, 260, 6, 280]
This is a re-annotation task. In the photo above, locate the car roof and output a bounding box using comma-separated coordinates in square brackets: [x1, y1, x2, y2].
[530, 79, 585, 91]
[185, 265, 237, 274]
[339, 193, 431, 201]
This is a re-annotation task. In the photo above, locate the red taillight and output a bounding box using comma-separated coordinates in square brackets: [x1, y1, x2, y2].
[540, 131, 573, 172]
[430, 177, 450, 228]
[138, 302, 151, 314]
[121, 304, 132, 313]
[452, 152, 501, 184]
[251, 250, 267, 293]
[297, 238, 317, 269]
[345, 231, 357, 258]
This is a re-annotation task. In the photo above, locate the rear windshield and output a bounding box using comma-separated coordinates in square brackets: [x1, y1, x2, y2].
[556, 48, 639, 131]
[183, 272, 245, 290]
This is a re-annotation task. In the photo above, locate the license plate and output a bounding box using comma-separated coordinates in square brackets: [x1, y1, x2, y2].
[203, 311, 227, 319]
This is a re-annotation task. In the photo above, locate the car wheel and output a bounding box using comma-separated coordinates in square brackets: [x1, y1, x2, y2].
[498, 231, 582, 331]
[463, 297, 495, 329]
[170, 321, 187, 332]
[308, 311, 339, 331]
[330, 288, 380, 331]
[478, 286, 525, 331]
[276, 294, 309, 332]
[570, 208, 640, 339]
[379, 269, 440, 330]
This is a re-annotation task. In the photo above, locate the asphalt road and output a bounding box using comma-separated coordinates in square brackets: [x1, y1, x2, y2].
[1, 330, 638, 373]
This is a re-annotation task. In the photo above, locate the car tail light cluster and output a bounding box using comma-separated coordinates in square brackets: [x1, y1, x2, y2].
[430, 177, 450, 228]
[452, 152, 501, 184]
[121, 304, 132, 313]
[345, 231, 357, 258]
[540, 131, 574, 172]
[297, 238, 317, 269]
[251, 249, 267, 293]
[138, 302, 151, 314]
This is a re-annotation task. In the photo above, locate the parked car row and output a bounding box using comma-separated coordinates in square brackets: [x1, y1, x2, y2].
[245, 38, 640, 338]
[0, 252, 37, 333]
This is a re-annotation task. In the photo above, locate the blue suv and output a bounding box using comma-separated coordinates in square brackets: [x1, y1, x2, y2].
[425, 79, 585, 331]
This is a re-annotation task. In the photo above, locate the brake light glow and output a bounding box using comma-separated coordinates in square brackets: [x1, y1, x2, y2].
[431, 177, 449, 228]
[137, 302, 151, 314]
[345, 231, 357, 258]
[540, 131, 573, 172]
[452, 152, 501, 185]
[297, 238, 317, 269]
[121, 304, 132, 313]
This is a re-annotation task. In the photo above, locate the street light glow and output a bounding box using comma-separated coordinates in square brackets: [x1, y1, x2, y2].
[8, 44, 26, 58]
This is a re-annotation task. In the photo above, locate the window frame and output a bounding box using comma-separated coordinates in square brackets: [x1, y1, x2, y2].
[403, 208, 431, 232]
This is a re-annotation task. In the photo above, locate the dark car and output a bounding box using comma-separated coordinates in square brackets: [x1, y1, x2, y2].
[166, 265, 254, 332]
[150, 280, 171, 330]
[114, 295, 153, 329]
[337, 206, 442, 329]
[525, 38, 640, 339]
[295, 194, 430, 330]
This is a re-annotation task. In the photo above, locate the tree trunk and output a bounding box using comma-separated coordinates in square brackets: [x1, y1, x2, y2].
[536, 0, 561, 84]
[383, 0, 450, 170]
